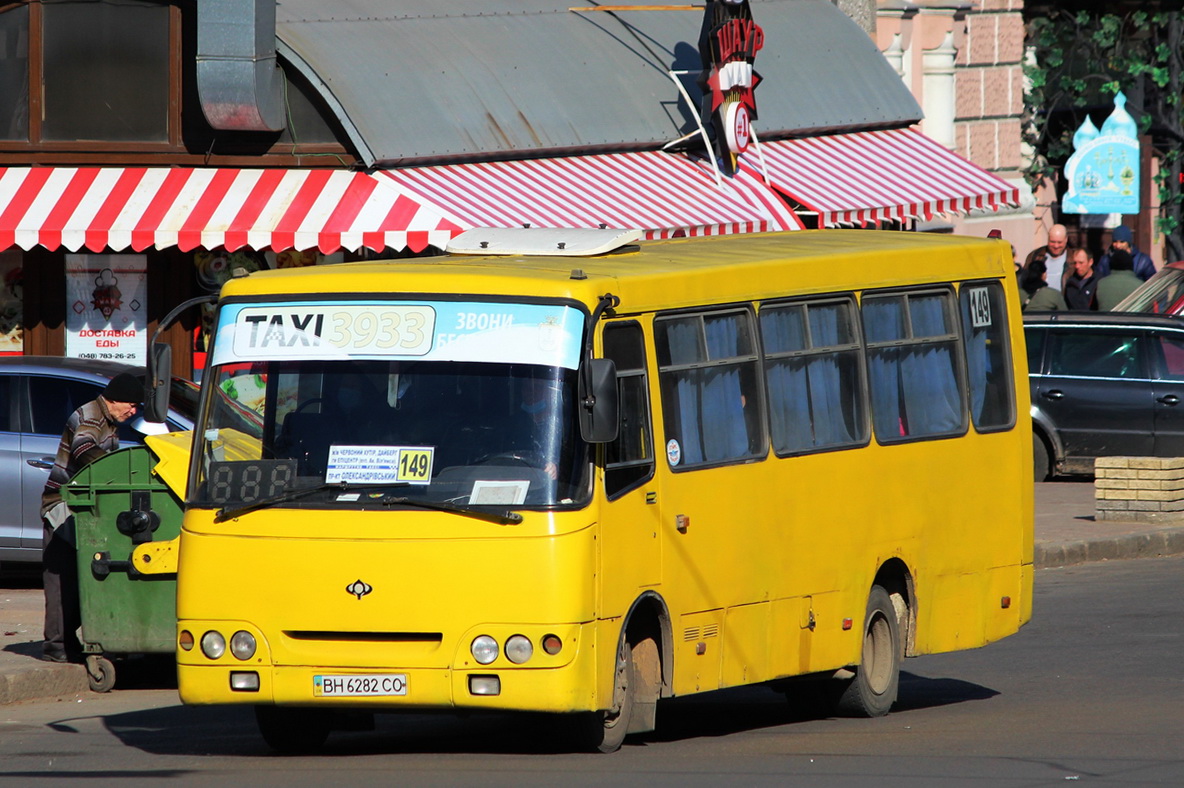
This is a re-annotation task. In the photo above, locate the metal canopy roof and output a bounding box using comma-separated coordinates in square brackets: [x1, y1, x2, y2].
[275, 0, 922, 167]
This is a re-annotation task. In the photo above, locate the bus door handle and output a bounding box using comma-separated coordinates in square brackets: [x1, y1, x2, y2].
[1041, 390, 1065, 401]
[1158, 394, 1180, 406]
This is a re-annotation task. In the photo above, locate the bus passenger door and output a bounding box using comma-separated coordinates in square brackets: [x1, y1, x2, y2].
[598, 323, 662, 618]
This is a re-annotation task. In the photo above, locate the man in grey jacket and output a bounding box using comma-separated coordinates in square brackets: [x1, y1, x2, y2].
[40, 372, 141, 663]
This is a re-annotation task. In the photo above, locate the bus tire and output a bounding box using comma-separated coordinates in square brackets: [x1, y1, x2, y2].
[1033, 432, 1051, 482]
[573, 634, 636, 753]
[836, 585, 901, 718]
[255, 706, 331, 754]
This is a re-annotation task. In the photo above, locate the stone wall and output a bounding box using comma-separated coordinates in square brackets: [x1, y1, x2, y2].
[1094, 457, 1184, 522]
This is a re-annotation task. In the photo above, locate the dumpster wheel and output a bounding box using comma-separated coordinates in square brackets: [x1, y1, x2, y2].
[86, 655, 116, 693]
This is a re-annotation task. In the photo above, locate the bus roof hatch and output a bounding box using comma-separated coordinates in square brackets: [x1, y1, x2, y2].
[446, 227, 644, 257]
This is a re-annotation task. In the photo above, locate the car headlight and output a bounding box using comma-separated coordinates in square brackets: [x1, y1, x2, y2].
[230, 630, 257, 660]
[471, 635, 499, 665]
[505, 635, 533, 664]
[200, 630, 226, 659]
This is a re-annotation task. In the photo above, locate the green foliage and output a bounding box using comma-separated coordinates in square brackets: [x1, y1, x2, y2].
[1024, 6, 1184, 259]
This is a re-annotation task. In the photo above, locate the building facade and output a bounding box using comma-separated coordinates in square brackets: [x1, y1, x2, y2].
[1, 0, 1021, 372]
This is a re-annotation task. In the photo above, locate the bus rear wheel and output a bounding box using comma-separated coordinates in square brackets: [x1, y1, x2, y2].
[836, 585, 902, 717]
[255, 706, 331, 754]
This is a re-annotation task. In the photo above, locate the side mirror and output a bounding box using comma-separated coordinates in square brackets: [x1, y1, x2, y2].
[579, 358, 619, 444]
[144, 342, 172, 423]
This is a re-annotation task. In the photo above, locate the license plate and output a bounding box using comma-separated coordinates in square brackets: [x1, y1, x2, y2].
[313, 674, 407, 697]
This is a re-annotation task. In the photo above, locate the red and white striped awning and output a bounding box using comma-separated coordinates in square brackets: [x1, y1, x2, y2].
[382, 150, 803, 239]
[0, 166, 465, 254]
[739, 128, 1021, 227]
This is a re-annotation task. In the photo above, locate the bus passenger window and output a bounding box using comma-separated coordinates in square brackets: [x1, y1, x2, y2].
[603, 323, 654, 498]
[863, 290, 967, 442]
[760, 297, 867, 454]
[655, 309, 765, 468]
[958, 282, 1015, 431]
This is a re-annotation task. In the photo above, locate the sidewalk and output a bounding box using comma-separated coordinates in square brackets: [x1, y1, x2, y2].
[4, 480, 1184, 707]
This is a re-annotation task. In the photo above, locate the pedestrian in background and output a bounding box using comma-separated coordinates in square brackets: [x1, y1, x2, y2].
[1023, 224, 1070, 292]
[1095, 250, 1142, 310]
[1063, 247, 1101, 310]
[1021, 259, 1067, 311]
[40, 372, 142, 663]
[1097, 225, 1156, 281]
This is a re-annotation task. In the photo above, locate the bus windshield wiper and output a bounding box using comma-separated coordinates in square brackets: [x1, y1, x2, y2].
[214, 482, 408, 523]
[380, 496, 523, 525]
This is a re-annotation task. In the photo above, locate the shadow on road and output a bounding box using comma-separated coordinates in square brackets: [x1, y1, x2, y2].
[74, 669, 998, 757]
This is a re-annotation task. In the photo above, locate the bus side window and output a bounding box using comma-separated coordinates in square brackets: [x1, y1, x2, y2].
[654, 309, 765, 468]
[603, 322, 654, 499]
[759, 297, 868, 454]
[863, 289, 967, 442]
[958, 281, 1016, 431]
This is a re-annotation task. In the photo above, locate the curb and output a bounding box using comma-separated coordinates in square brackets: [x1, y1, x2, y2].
[0, 661, 88, 706]
[1034, 528, 1184, 569]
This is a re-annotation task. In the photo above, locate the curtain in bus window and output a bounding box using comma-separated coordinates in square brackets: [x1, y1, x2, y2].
[766, 358, 811, 451]
[868, 346, 905, 438]
[702, 315, 749, 460]
[864, 299, 906, 437]
[900, 344, 961, 434]
[806, 305, 850, 446]
[965, 324, 988, 420]
[663, 319, 706, 464]
[761, 306, 810, 451]
[901, 296, 961, 435]
[763, 304, 854, 452]
[865, 295, 962, 439]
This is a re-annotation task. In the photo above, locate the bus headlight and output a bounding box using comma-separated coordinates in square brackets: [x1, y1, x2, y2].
[200, 630, 226, 660]
[230, 630, 257, 660]
[505, 635, 533, 664]
[471, 635, 499, 665]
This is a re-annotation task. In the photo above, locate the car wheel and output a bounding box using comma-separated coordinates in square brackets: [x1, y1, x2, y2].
[1033, 432, 1051, 482]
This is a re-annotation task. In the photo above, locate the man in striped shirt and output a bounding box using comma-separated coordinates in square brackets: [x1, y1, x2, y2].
[40, 372, 141, 664]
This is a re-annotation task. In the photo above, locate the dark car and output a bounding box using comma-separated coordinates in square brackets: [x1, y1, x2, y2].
[0, 357, 197, 566]
[1025, 312, 1184, 480]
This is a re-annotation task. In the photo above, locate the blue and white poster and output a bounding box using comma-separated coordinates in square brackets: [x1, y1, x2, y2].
[1062, 92, 1140, 215]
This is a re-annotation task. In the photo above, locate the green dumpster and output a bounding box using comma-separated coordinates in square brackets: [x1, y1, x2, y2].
[63, 441, 183, 692]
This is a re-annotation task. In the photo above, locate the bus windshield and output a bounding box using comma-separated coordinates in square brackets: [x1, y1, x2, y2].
[191, 299, 591, 511]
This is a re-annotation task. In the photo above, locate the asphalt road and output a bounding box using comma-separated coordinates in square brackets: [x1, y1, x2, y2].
[0, 556, 1181, 787]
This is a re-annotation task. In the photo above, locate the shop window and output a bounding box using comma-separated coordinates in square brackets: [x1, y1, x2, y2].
[655, 309, 765, 469]
[0, 250, 22, 353]
[958, 281, 1015, 431]
[0, 4, 29, 141]
[863, 289, 966, 442]
[603, 322, 654, 499]
[0, 1, 349, 159]
[42, 0, 169, 142]
[760, 297, 868, 455]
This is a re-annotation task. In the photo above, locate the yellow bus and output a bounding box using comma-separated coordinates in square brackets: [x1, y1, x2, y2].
[164, 228, 1033, 752]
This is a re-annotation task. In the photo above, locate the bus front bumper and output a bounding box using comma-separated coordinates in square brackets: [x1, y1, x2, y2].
[176, 622, 601, 713]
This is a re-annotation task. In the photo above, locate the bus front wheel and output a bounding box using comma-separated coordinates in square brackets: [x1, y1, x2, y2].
[255, 706, 331, 754]
[573, 634, 636, 753]
[836, 585, 902, 718]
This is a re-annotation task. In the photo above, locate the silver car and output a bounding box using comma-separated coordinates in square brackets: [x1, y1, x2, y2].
[0, 357, 197, 566]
